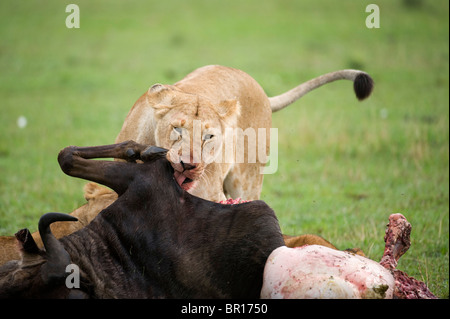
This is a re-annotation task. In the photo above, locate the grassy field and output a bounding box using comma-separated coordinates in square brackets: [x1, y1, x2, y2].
[0, 0, 448, 298]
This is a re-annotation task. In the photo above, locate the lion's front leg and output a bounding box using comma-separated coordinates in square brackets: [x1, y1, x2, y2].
[187, 162, 227, 202]
[223, 162, 264, 201]
[189, 177, 227, 202]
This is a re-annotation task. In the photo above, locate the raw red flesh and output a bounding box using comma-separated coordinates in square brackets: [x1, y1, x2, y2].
[218, 198, 250, 205]
[379, 214, 437, 299]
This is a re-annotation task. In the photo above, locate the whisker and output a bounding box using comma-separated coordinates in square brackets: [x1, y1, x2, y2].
[199, 166, 213, 188]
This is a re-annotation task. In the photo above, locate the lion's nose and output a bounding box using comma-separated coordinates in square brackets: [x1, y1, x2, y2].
[180, 161, 196, 171]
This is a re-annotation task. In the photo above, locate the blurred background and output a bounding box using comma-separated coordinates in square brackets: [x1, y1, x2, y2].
[0, 0, 448, 297]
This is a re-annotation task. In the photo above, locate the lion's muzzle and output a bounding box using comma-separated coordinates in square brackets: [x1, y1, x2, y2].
[172, 161, 203, 191]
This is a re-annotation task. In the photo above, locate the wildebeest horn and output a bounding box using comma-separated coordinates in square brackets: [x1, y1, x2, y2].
[140, 146, 168, 162]
[38, 212, 78, 284]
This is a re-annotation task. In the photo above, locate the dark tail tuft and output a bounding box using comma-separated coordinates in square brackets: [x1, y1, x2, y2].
[354, 73, 374, 101]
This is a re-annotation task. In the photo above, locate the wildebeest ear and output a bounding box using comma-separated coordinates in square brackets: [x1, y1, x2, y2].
[14, 228, 45, 265]
[215, 99, 241, 125]
[15, 228, 40, 255]
[140, 146, 168, 162]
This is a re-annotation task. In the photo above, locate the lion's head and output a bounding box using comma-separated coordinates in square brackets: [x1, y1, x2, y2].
[147, 84, 240, 191]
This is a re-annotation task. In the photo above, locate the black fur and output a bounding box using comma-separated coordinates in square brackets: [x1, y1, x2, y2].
[353, 73, 374, 100]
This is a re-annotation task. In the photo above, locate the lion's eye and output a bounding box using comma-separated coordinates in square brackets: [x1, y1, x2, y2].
[203, 134, 214, 141]
[171, 127, 183, 141]
[173, 127, 182, 135]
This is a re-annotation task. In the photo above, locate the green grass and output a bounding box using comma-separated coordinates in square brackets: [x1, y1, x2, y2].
[0, 0, 448, 298]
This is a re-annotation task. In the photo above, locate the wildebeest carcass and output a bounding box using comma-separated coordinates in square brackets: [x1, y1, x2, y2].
[0, 141, 284, 298]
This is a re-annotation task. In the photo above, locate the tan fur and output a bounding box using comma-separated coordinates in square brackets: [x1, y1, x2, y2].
[283, 234, 365, 256]
[283, 234, 338, 250]
[0, 183, 117, 266]
[0, 237, 18, 266]
[269, 69, 372, 111]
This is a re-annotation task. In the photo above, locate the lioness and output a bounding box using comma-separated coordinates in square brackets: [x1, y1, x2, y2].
[116, 65, 373, 201]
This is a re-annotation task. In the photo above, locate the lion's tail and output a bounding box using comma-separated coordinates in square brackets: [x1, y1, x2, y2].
[269, 69, 374, 112]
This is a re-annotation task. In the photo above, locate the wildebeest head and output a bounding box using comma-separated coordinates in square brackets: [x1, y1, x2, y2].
[0, 213, 82, 298]
[0, 144, 172, 298]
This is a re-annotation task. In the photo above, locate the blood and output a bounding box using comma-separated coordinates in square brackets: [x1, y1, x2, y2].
[218, 198, 250, 205]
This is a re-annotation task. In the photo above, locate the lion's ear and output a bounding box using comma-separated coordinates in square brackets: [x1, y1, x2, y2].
[147, 84, 175, 119]
[147, 83, 173, 100]
[216, 99, 241, 125]
[148, 83, 169, 94]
